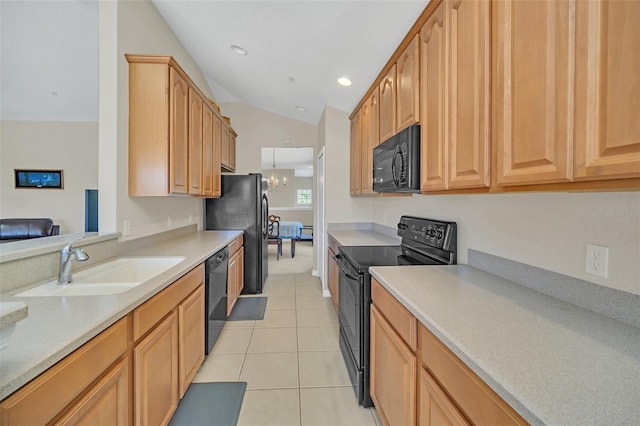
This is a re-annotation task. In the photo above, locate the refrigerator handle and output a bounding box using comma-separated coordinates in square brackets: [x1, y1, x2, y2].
[262, 195, 269, 238]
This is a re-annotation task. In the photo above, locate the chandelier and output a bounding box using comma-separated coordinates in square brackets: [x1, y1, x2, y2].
[267, 148, 286, 192]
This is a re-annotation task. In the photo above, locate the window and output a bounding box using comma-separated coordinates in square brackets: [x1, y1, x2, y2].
[296, 189, 312, 205]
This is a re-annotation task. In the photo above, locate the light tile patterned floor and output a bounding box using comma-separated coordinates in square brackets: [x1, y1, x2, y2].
[193, 272, 379, 426]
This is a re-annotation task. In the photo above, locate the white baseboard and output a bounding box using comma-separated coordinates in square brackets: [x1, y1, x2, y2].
[322, 289, 332, 298]
[312, 269, 318, 277]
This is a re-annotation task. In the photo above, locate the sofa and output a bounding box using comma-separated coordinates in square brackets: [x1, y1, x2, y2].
[0, 218, 60, 243]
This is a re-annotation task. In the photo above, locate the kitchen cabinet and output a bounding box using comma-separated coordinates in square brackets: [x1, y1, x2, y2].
[573, 0, 640, 181]
[188, 87, 204, 195]
[360, 89, 380, 195]
[371, 277, 526, 426]
[419, 367, 469, 426]
[396, 35, 420, 132]
[227, 236, 244, 315]
[420, 0, 490, 192]
[134, 311, 179, 426]
[178, 286, 205, 398]
[350, 109, 362, 196]
[370, 304, 417, 426]
[127, 55, 229, 197]
[0, 318, 129, 425]
[446, 0, 490, 189]
[493, 0, 573, 186]
[221, 123, 237, 172]
[419, 0, 446, 191]
[378, 65, 397, 143]
[327, 234, 340, 311]
[212, 114, 222, 196]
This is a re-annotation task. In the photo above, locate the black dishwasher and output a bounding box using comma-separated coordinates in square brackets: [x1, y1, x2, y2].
[205, 247, 229, 354]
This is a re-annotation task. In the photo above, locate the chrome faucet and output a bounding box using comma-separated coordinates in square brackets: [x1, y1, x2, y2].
[58, 237, 90, 285]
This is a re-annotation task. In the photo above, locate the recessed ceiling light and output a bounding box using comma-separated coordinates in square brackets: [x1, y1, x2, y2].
[230, 45, 248, 55]
[337, 76, 352, 87]
[295, 106, 306, 112]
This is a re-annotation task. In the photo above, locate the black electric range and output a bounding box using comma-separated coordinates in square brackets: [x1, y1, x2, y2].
[335, 215, 457, 407]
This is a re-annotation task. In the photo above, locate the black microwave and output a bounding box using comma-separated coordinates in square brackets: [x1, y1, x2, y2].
[373, 124, 421, 193]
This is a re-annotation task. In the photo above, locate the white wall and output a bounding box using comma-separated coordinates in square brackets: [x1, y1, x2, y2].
[369, 192, 640, 295]
[320, 106, 372, 223]
[0, 121, 98, 233]
[218, 102, 318, 175]
[98, 0, 216, 237]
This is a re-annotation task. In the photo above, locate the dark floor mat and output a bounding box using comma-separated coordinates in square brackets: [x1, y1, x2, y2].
[227, 297, 268, 321]
[169, 382, 247, 426]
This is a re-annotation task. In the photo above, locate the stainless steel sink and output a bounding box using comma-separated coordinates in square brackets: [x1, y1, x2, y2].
[15, 256, 186, 297]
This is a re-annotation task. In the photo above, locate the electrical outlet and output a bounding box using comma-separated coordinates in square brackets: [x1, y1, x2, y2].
[167, 216, 172, 228]
[586, 244, 609, 278]
[123, 220, 131, 236]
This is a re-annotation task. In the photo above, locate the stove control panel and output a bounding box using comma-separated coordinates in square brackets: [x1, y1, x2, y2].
[397, 216, 456, 251]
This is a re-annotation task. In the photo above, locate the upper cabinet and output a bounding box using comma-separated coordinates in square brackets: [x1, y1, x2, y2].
[127, 55, 235, 197]
[378, 65, 397, 143]
[351, 0, 638, 196]
[396, 35, 420, 133]
[573, 0, 640, 181]
[361, 89, 380, 195]
[350, 109, 362, 196]
[493, 0, 573, 186]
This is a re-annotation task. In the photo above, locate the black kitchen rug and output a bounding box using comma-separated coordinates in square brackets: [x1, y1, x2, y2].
[169, 382, 247, 426]
[227, 297, 268, 321]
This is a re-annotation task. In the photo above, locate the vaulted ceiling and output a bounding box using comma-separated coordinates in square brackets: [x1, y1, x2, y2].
[0, 0, 427, 124]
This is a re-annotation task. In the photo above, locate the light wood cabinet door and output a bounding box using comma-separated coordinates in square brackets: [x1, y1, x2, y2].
[420, 0, 447, 191]
[447, 0, 490, 189]
[419, 367, 469, 426]
[370, 304, 417, 426]
[350, 110, 362, 196]
[188, 88, 204, 196]
[229, 132, 237, 172]
[134, 311, 179, 426]
[361, 89, 380, 195]
[55, 360, 128, 426]
[493, 0, 573, 186]
[574, 0, 640, 180]
[169, 67, 189, 194]
[379, 65, 397, 143]
[178, 286, 205, 398]
[213, 114, 222, 196]
[221, 124, 231, 170]
[236, 247, 245, 296]
[397, 35, 420, 132]
[227, 250, 239, 315]
[202, 106, 214, 197]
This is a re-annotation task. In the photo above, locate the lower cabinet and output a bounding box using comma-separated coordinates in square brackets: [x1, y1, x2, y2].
[134, 312, 179, 426]
[227, 236, 244, 315]
[370, 305, 417, 426]
[1, 264, 206, 426]
[370, 278, 527, 426]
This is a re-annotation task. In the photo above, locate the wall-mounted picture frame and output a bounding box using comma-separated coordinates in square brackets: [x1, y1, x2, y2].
[14, 169, 64, 189]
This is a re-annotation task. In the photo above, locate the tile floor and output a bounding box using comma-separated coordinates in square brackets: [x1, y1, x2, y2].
[193, 272, 380, 426]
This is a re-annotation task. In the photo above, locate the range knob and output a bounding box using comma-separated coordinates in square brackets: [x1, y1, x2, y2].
[429, 230, 436, 238]
[436, 230, 443, 239]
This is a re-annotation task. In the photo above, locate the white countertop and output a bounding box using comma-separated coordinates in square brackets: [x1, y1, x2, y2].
[369, 265, 640, 426]
[0, 230, 242, 400]
[328, 229, 400, 247]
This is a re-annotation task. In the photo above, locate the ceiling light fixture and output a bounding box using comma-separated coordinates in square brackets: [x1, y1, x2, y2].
[230, 45, 248, 55]
[337, 76, 352, 87]
[268, 148, 286, 192]
[295, 106, 306, 112]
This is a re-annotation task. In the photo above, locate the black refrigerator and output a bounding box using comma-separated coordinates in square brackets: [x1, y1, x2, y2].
[204, 173, 268, 294]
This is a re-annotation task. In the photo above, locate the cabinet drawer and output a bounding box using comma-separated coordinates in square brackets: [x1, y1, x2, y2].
[418, 324, 526, 425]
[328, 234, 340, 255]
[371, 278, 417, 351]
[133, 264, 204, 341]
[229, 235, 243, 256]
[0, 317, 128, 425]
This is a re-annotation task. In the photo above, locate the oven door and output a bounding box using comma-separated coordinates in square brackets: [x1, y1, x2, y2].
[335, 253, 362, 368]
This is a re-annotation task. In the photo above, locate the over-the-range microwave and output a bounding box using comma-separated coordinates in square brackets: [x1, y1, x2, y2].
[372, 124, 420, 193]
